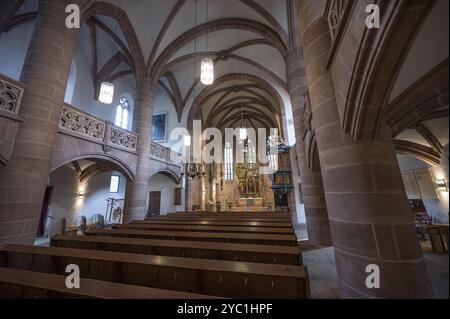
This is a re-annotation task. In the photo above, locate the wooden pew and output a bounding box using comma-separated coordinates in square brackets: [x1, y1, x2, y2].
[0, 267, 217, 299]
[0, 245, 310, 299]
[131, 219, 293, 228]
[85, 228, 298, 246]
[112, 223, 294, 235]
[168, 212, 291, 218]
[164, 213, 291, 219]
[51, 235, 302, 265]
[150, 216, 292, 223]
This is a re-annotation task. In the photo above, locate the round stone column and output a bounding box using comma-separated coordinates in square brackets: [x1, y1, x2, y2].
[0, 0, 79, 244]
[296, 0, 433, 298]
[184, 176, 193, 212]
[287, 48, 332, 246]
[124, 81, 154, 221]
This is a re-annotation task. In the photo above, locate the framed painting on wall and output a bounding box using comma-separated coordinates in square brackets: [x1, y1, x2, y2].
[152, 112, 167, 142]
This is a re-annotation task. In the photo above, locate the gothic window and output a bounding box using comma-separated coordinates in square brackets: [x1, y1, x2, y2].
[224, 143, 233, 181]
[115, 96, 130, 129]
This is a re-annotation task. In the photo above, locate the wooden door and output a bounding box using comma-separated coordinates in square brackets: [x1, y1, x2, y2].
[37, 186, 54, 237]
[148, 191, 162, 215]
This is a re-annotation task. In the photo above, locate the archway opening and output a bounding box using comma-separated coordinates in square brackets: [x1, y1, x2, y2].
[35, 158, 129, 245]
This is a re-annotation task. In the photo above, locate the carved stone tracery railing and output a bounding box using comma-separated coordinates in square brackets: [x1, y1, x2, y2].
[59, 104, 180, 167]
[150, 142, 181, 165]
[60, 104, 105, 141]
[59, 104, 138, 152]
[0, 74, 24, 114]
[111, 126, 137, 151]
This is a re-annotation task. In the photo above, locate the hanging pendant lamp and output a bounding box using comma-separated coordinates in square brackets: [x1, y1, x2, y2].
[99, 82, 115, 104]
[201, 57, 214, 85]
[200, 1, 214, 85]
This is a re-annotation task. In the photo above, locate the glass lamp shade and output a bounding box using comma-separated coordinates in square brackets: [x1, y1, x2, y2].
[239, 128, 248, 140]
[99, 82, 115, 104]
[201, 58, 214, 85]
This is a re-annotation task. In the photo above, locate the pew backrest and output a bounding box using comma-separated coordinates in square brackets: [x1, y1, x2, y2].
[0, 245, 309, 299]
[0, 267, 217, 299]
[51, 235, 302, 265]
[85, 228, 298, 246]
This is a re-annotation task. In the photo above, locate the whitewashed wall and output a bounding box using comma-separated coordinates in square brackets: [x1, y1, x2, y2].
[48, 166, 126, 224]
[398, 153, 449, 224]
[147, 173, 184, 214]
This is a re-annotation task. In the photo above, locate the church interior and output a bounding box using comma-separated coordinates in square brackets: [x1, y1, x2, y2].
[0, 0, 448, 300]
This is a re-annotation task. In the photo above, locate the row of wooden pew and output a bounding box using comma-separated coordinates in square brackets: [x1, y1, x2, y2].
[0, 212, 310, 299]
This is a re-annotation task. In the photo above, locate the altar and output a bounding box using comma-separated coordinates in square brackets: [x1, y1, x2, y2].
[238, 197, 263, 208]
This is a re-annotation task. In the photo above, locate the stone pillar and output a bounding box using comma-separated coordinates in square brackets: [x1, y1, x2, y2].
[184, 175, 192, 212]
[296, 0, 433, 298]
[123, 81, 154, 221]
[287, 48, 332, 246]
[0, 0, 78, 244]
[193, 177, 202, 209]
[184, 176, 202, 212]
[440, 143, 449, 183]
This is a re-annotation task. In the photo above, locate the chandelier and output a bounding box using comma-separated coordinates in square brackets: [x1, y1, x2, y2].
[267, 135, 290, 154]
[181, 163, 206, 179]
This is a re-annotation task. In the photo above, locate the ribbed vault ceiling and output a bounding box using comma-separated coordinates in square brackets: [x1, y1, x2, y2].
[3, 0, 448, 164]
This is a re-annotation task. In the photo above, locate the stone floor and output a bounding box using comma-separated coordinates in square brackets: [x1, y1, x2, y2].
[421, 241, 449, 299]
[301, 245, 340, 299]
[300, 241, 449, 299]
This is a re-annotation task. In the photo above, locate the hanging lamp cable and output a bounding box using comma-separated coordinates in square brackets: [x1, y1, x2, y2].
[193, 0, 198, 100]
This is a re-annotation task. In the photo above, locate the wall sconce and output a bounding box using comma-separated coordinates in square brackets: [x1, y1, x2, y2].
[77, 191, 85, 199]
[436, 179, 448, 192]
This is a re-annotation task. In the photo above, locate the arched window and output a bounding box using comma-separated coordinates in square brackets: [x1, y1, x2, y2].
[224, 143, 233, 181]
[115, 96, 130, 129]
